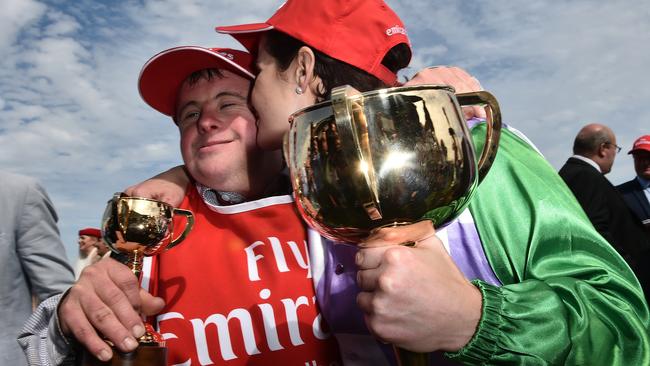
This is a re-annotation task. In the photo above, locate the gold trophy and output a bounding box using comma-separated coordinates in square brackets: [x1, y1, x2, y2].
[284, 84, 501, 365]
[78, 193, 194, 366]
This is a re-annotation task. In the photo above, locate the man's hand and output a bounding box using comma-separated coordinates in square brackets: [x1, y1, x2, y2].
[59, 259, 165, 361]
[125, 165, 189, 207]
[406, 66, 486, 120]
[355, 220, 482, 352]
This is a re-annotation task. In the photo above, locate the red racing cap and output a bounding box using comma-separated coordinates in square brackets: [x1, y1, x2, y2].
[216, 0, 411, 86]
[138, 46, 255, 117]
[629, 135, 650, 154]
[79, 228, 102, 238]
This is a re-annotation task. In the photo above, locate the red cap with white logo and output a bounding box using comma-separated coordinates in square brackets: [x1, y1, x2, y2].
[629, 135, 650, 154]
[216, 0, 411, 86]
[138, 46, 255, 117]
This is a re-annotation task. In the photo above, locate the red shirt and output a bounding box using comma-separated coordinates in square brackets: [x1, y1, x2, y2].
[145, 188, 340, 365]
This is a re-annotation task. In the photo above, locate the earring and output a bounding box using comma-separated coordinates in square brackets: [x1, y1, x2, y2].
[295, 86, 303, 95]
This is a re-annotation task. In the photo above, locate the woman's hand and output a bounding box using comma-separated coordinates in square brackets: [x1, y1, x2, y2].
[355, 220, 482, 352]
[406, 66, 486, 120]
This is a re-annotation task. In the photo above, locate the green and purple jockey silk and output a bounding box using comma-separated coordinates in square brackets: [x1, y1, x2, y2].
[314, 122, 650, 365]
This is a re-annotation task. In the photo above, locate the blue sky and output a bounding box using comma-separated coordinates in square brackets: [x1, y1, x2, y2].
[1, 0, 649, 261]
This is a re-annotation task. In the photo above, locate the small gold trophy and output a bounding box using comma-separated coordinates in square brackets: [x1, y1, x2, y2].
[284, 84, 502, 365]
[78, 193, 194, 366]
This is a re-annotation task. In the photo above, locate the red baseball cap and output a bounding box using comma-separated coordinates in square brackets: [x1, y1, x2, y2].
[216, 0, 411, 86]
[138, 46, 255, 117]
[629, 135, 650, 154]
[79, 228, 102, 238]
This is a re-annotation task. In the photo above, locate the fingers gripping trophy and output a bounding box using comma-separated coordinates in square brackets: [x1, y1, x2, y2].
[284, 84, 502, 365]
[79, 193, 194, 366]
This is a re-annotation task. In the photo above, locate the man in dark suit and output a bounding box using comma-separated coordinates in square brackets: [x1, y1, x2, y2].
[618, 135, 650, 230]
[559, 124, 650, 299]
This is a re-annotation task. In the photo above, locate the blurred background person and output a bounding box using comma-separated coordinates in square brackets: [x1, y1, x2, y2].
[0, 171, 74, 366]
[75, 227, 109, 278]
[618, 135, 650, 230]
[559, 124, 650, 299]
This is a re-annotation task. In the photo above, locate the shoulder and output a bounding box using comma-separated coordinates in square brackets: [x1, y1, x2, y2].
[560, 158, 600, 179]
[617, 179, 640, 193]
[0, 171, 39, 191]
[0, 171, 43, 208]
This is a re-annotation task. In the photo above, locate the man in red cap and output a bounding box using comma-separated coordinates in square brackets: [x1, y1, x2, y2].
[618, 135, 650, 229]
[75, 227, 109, 279]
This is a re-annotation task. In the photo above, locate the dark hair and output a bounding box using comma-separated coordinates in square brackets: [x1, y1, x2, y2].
[573, 128, 611, 155]
[263, 30, 410, 101]
[173, 68, 226, 123]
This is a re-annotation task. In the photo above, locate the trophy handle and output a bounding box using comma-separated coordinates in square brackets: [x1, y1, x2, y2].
[167, 208, 194, 250]
[331, 85, 383, 221]
[456, 91, 502, 181]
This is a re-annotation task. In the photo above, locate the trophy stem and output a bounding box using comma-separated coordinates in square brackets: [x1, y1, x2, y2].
[126, 249, 144, 278]
[393, 346, 428, 366]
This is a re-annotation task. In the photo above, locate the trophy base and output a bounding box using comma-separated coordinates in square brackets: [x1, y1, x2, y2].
[77, 344, 167, 366]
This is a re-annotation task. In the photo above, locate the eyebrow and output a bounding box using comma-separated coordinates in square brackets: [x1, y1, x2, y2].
[176, 91, 248, 120]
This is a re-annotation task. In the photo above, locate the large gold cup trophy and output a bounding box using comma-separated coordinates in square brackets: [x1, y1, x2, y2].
[284, 84, 502, 365]
[78, 193, 194, 366]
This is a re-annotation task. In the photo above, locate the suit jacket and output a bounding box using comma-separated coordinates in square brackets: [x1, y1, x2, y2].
[617, 178, 650, 225]
[559, 158, 650, 296]
[0, 171, 74, 366]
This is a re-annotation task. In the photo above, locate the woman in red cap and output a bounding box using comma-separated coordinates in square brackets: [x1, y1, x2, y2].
[128, 0, 650, 364]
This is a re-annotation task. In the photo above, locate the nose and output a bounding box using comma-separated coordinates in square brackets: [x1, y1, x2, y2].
[197, 107, 223, 133]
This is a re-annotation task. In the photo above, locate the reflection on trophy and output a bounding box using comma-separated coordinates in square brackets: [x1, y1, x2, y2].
[78, 193, 194, 366]
[284, 84, 502, 365]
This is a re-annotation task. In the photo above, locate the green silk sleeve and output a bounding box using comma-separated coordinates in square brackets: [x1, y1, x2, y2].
[448, 124, 650, 365]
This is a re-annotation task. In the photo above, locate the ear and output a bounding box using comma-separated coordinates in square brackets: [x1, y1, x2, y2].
[294, 46, 321, 95]
[596, 143, 607, 158]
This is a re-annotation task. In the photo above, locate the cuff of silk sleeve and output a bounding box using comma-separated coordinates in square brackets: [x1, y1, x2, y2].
[444, 280, 503, 364]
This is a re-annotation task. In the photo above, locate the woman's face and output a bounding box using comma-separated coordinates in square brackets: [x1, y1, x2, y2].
[251, 36, 317, 150]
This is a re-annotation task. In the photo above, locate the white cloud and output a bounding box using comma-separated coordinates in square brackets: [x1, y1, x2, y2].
[0, 0, 47, 50]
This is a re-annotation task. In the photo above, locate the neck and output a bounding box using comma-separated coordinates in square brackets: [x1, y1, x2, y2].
[199, 168, 291, 206]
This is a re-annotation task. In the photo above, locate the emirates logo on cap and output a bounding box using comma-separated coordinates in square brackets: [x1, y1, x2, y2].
[386, 25, 407, 36]
[218, 52, 235, 60]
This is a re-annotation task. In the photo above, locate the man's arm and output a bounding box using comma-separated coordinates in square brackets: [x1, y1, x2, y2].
[16, 178, 74, 301]
[20, 257, 165, 364]
[18, 293, 74, 366]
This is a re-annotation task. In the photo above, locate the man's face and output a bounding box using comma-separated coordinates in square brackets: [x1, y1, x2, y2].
[78, 235, 99, 256]
[633, 151, 650, 180]
[175, 70, 279, 194]
[601, 138, 618, 174]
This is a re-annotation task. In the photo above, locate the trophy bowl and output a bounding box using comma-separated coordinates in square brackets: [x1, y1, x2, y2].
[284, 84, 501, 243]
[101, 193, 194, 276]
